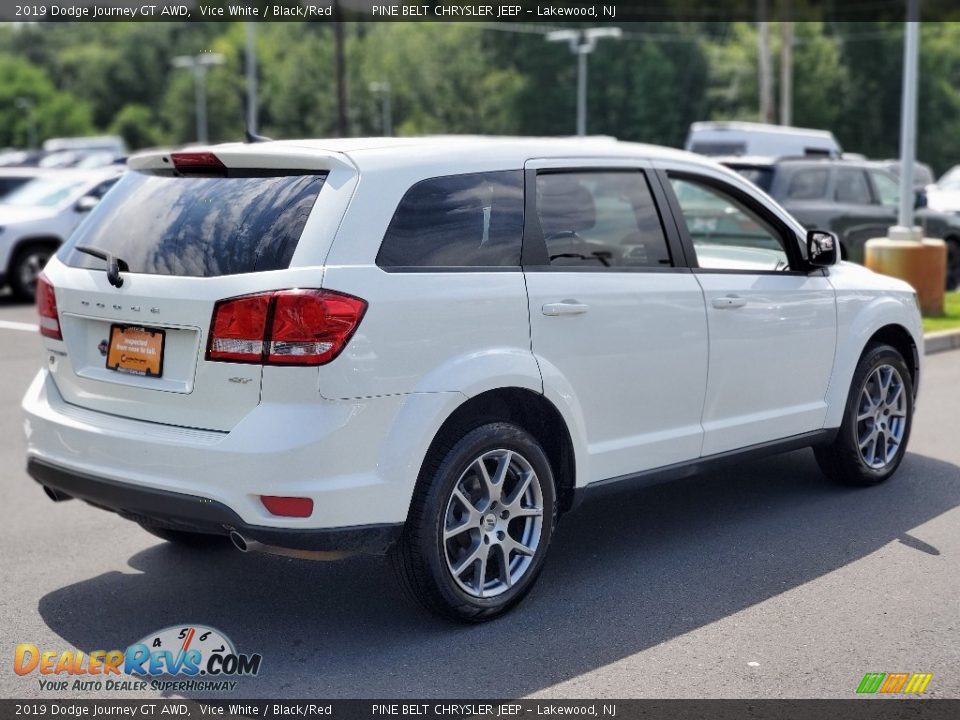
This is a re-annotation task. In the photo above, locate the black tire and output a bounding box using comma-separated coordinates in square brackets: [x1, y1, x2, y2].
[815, 343, 914, 486]
[392, 421, 557, 622]
[138, 522, 225, 548]
[10, 242, 57, 302]
[945, 237, 960, 291]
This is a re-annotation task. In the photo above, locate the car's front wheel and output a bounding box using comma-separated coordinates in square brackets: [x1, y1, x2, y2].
[393, 422, 557, 622]
[815, 343, 914, 486]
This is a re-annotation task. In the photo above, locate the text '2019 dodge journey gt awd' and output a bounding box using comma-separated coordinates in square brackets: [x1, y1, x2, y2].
[23, 137, 922, 621]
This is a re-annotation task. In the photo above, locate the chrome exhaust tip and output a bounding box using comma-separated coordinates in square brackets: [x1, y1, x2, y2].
[228, 530, 355, 561]
[43, 486, 73, 502]
[229, 530, 250, 553]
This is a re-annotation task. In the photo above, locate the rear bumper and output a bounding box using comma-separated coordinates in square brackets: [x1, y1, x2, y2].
[27, 458, 401, 553]
[22, 369, 459, 544]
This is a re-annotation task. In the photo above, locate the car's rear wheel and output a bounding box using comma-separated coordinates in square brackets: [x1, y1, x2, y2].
[392, 422, 557, 622]
[10, 242, 57, 302]
[138, 522, 225, 548]
[815, 343, 913, 486]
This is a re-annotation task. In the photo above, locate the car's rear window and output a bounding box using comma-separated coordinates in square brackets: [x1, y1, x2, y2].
[60, 171, 326, 277]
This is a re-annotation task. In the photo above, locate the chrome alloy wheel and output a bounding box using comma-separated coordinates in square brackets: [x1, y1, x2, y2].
[442, 449, 544, 598]
[857, 364, 907, 470]
[17, 247, 52, 298]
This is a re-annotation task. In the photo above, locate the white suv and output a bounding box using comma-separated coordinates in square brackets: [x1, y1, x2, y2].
[23, 137, 922, 621]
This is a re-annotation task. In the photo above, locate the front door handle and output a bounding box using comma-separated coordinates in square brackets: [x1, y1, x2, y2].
[543, 301, 590, 316]
[711, 295, 747, 310]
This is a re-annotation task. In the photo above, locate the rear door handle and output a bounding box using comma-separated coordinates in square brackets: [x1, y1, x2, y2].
[542, 301, 590, 316]
[711, 295, 747, 310]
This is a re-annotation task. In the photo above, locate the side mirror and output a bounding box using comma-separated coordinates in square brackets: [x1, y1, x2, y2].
[915, 189, 927, 209]
[74, 195, 100, 213]
[807, 229, 839, 268]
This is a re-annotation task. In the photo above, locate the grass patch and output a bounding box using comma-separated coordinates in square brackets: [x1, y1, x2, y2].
[923, 291, 960, 333]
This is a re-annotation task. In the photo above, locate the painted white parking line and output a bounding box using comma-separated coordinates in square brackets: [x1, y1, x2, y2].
[0, 320, 39, 333]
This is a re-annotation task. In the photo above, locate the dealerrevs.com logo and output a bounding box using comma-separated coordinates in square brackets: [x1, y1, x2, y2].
[14, 625, 262, 693]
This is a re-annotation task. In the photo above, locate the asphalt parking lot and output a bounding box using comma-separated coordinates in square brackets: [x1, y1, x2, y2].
[1, 293, 958, 700]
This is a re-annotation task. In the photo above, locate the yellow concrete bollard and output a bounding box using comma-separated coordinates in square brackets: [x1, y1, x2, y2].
[865, 227, 946, 316]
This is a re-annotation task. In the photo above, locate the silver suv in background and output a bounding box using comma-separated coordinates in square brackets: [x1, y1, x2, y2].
[0, 167, 122, 300]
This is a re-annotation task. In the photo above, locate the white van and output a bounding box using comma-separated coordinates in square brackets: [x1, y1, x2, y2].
[686, 121, 842, 158]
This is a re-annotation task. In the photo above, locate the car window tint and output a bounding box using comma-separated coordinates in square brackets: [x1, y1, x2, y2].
[535, 170, 671, 269]
[786, 169, 828, 200]
[835, 169, 872, 204]
[871, 171, 900, 207]
[60, 171, 325, 277]
[669, 176, 790, 272]
[376, 171, 523, 269]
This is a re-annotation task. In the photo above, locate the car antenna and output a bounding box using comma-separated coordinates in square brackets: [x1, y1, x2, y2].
[244, 127, 272, 144]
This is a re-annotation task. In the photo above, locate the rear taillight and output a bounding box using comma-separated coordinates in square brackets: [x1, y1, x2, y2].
[206, 289, 366, 366]
[36, 273, 62, 340]
[260, 496, 314, 518]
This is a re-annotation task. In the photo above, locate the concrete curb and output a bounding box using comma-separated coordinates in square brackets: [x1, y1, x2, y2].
[924, 329, 960, 355]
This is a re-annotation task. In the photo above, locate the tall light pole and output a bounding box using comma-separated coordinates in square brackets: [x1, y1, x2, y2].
[173, 52, 225, 144]
[245, 23, 258, 135]
[896, 3, 920, 229]
[369, 81, 392, 136]
[15, 97, 37, 149]
[546, 27, 622, 136]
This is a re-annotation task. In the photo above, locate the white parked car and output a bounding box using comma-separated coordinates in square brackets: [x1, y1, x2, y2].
[686, 121, 842, 158]
[23, 137, 921, 621]
[0, 168, 123, 300]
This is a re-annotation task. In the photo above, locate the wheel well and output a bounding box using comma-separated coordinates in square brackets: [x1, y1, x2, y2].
[7, 236, 61, 275]
[426, 388, 577, 515]
[867, 324, 919, 386]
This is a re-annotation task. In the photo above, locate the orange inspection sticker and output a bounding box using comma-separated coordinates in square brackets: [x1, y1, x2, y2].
[106, 325, 165, 377]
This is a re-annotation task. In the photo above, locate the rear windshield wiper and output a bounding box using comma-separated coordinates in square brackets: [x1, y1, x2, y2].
[76, 245, 129, 288]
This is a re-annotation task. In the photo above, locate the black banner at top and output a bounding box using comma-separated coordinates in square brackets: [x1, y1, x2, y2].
[5, 0, 960, 23]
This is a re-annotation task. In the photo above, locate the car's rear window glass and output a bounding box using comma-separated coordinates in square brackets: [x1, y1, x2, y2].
[786, 169, 829, 200]
[59, 171, 326, 277]
[376, 170, 524, 269]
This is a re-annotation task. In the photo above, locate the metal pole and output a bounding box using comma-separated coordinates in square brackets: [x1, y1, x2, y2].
[383, 87, 392, 136]
[195, 65, 207, 144]
[758, 15, 773, 123]
[897, 1, 920, 229]
[246, 22, 258, 134]
[576, 46, 587, 136]
[780, 19, 793, 126]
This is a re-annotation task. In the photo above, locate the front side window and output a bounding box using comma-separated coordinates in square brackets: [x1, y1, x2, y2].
[376, 171, 523, 269]
[669, 176, 790, 271]
[870, 171, 900, 207]
[535, 170, 671, 269]
[835, 169, 872, 204]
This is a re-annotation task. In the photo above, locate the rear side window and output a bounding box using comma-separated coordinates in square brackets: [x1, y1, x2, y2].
[377, 171, 523, 269]
[60, 171, 326, 277]
[786, 169, 829, 200]
[835, 169, 871, 205]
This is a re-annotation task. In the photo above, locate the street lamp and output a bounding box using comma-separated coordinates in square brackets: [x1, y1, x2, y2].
[369, 81, 392, 136]
[546, 27, 622, 137]
[14, 97, 37, 149]
[172, 52, 225, 144]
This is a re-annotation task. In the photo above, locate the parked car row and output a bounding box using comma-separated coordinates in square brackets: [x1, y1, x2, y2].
[0, 166, 123, 300]
[717, 154, 960, 290]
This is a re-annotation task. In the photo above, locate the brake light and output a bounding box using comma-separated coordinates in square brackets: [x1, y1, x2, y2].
[260, 496, 314, 518]
[207, 293, 272, 362]
[36, 273, 62, 340]
[170, 151, 227, 175]
[206, 289, 366, 366]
